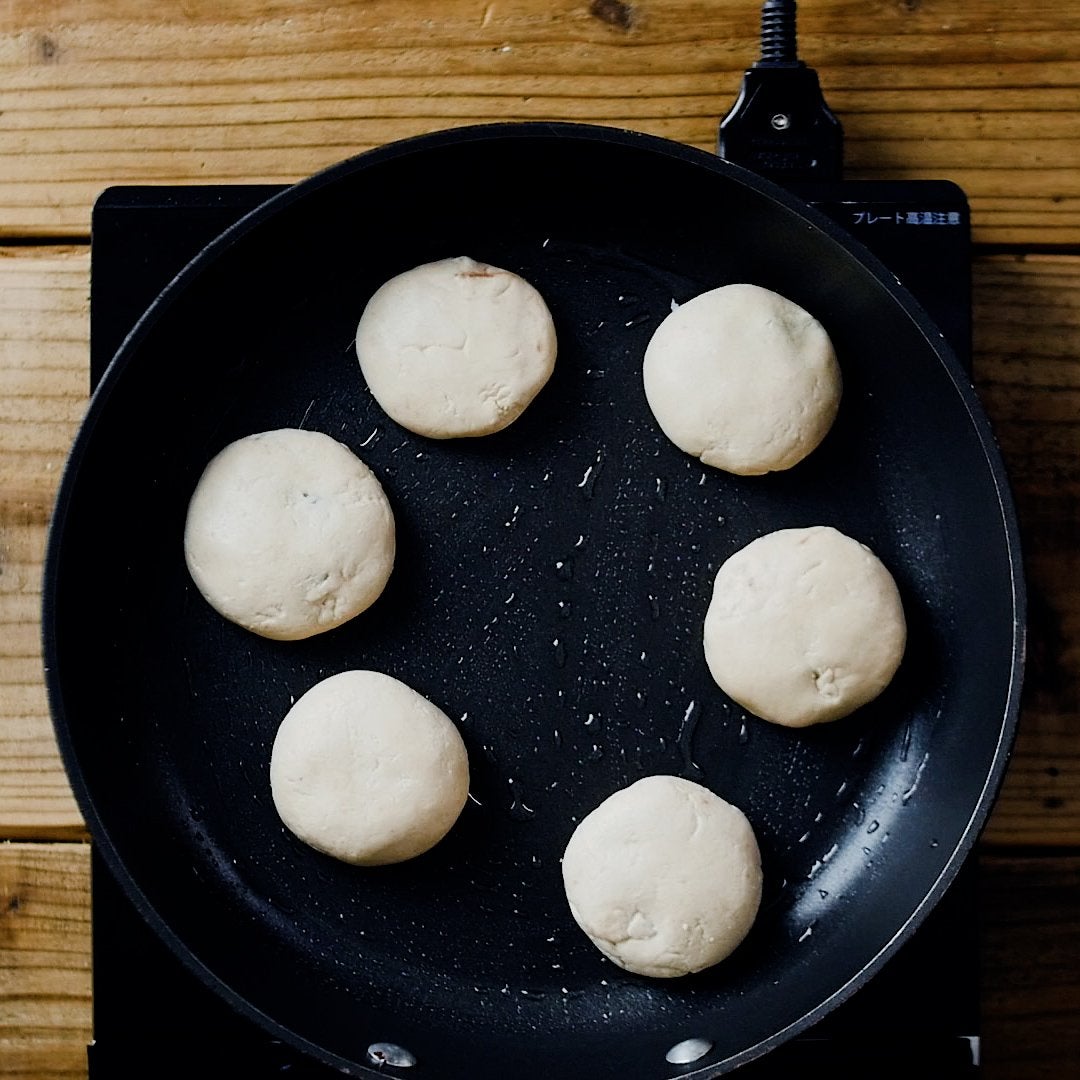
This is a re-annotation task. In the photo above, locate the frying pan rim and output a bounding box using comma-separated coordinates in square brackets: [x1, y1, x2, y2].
[42, 120, 1026, 1077]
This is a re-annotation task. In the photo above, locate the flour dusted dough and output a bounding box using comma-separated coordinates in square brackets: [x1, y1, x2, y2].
[704, 526, 906, 727]
[270, 670, 470, 865]
[643, 283, 841, 475]
[184, 429, 394, 640]
[355, 256, 557, 438]
[562, 775, 762, 978]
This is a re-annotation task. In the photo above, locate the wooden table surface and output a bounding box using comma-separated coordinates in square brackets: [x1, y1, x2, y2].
[1, 1, 1078, 1076]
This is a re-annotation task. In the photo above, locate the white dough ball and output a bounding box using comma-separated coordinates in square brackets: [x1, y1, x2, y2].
[643, 283, 841, 475]
[356, 256, 557, 438]
[184, 428, 395, 640]
[704, 526, 907, 728]
[270, 670, 470, 865]
[561, 775, 762, 979]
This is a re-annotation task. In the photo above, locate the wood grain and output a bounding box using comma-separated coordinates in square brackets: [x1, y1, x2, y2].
[975, 256, 1080, 846]
[980, 854, 1080, 1078]
[0, 246, 1077, 843]
[0, 843, 1074, 1078]
[0, 843, 91, 1079]
[0, 248, 88, 840]
[0, 0, 1078, 243]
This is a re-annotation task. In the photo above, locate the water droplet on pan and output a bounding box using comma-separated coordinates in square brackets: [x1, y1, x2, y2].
[902, 751, 930, 803]
[899, 720, 913, 762]
[508, 798, 536, 821]
[577, 453, 602, 498]
[676, 701, 702, 776]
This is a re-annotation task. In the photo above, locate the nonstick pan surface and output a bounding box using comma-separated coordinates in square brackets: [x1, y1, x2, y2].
[45, 124, 1023, 1078]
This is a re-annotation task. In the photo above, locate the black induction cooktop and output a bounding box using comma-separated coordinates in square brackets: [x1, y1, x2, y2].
[86, 178, 980, 1079]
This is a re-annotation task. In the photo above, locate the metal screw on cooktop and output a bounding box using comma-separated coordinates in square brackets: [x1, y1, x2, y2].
[665, 1037, 714, 1065]
[366, 1043, 418, 1069]
[770, 112, 792, 131]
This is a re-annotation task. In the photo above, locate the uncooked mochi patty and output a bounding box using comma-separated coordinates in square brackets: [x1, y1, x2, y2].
[184, 428, 394, 640]
[643, 283, 841, 475]
[355, 256, 557, 438]
[562, 775, 762, 978]
[703, 526, 907, 727]
[270, 670, 470, 865]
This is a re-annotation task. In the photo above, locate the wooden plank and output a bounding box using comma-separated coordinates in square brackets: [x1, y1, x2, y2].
[0, 1, 1078, 243]
[976, 255, 1080, 846]
[980, 854, 1080, 1078]
[1, 246, 1079, 843]
[0, 248, 87, 840]
[0, 843, 1074, 1078]
[0, 842, 91, 1079]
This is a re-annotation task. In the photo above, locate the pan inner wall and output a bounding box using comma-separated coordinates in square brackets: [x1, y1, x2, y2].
[54, 137, 1017, 1068]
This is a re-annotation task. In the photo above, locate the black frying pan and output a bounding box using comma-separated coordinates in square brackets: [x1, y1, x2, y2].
[44, 124, 1024, 1078]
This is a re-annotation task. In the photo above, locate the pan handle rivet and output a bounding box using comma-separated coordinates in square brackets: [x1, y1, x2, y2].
[665, 1037, 713, 1065]
[770, 112, 792, 131]
[366, 1043, 417, 1069]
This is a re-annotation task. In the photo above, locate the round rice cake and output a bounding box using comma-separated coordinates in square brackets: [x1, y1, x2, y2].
[355, 256, 557, 438]
[561, 775, 762, 978]
[270, 670, 470, 866]
[643, 283, 841, 475]
[703, 525, 907, 727]
[184, 428, 394, 640]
